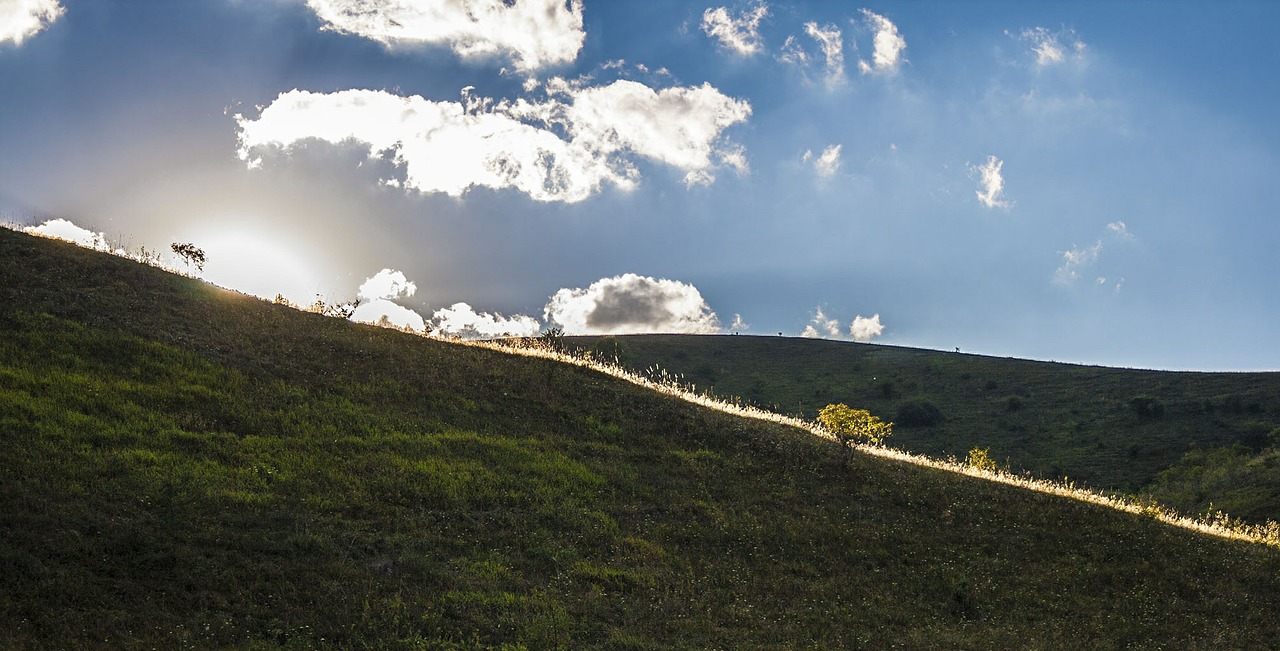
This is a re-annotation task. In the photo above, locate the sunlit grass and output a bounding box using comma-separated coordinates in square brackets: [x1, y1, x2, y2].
[9, 220, 1279, 550]
[476, 336, 1280, 550]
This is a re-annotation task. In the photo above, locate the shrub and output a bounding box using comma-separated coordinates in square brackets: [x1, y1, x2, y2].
[1129, 396, 1165, 422]
[895, 400, 943, 427]
[1005, 396, 1024, 412]
[817, 403, 892, 464]
[965, 448, 998, 473]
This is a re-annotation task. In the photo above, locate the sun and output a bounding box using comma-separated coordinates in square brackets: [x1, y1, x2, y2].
[186, 225, 326, 306]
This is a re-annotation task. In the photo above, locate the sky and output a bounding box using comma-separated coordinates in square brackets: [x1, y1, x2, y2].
[2, 0, 1278, 371]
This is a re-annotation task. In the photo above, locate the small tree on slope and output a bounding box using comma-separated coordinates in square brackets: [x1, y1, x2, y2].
[818, 403, 892, 466]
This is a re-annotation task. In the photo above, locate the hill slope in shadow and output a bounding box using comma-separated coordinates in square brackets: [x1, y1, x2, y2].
[3, 227, 1280, 649]
[570, 333, 1280, 523]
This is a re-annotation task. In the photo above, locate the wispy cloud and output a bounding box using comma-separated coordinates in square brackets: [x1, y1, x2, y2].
[544, 273, 720, 335]
[969, 155, 1010, 209]
[701, 3, 769, 56]
[730, 313, 749, 331]
[235, 79, 751, 203]
[302, 0, 585, 72]
[1053, 241, 1103, 285]
[432, 302, 540, 338]
[1016, 26, 1087, 67]
[780, 22, 845, 87]
[802, 144, 842, 178]
[856, 9, 906, 75]
[1054, 221, 1137, 288]
[0, 0, 62, 46]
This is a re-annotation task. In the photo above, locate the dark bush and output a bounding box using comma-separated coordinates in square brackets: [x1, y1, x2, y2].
[1129, 396, 1165, 422]
[1005, 396, 1024, 412]
[896, 400, 944, 427]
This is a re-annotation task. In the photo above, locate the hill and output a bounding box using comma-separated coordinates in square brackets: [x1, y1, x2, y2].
[2, 226, 1280, 649]
[568, 334, 1280, 523]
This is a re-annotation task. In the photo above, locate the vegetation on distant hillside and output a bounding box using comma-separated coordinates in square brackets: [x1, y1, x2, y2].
[569, 334, 1280, 524]
[4, 227, 1280, 649]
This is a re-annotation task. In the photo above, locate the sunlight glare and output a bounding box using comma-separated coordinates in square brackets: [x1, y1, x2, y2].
[190, 227, 324, 305]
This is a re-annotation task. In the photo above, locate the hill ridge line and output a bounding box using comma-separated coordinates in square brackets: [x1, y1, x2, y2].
[475, 337, 1280, 550]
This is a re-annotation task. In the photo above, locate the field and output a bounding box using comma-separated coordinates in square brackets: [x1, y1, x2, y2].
[569, 334, 1280, 523]
[3, 227, 1280, 649]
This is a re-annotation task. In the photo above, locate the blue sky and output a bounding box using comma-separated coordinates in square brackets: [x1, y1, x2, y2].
[2, 0, 1277, 371]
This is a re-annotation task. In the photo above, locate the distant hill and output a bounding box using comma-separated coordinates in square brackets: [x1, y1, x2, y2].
[568, 334, 1280, 524]
[3, 226, 1280, 649]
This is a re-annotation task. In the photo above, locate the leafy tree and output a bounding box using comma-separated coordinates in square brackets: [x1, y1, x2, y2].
[170, 242, 206, 272]
[818, 403, 892, 464]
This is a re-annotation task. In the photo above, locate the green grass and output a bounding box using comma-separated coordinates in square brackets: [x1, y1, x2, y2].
[569, 334, 1280, 523]
[4, 227, 1280, 649]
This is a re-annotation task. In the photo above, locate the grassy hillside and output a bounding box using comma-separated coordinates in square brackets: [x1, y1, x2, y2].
[569, 334, 1280, 523]
[3, 227, 1280, 649]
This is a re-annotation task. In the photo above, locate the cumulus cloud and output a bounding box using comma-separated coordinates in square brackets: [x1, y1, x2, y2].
[849, 313, 884, 341]
[800, 306, 841, 338]
[303, 0, 585, 72]
[357, 268, 416, 301]
[0, 0, 63, 46]
[351, 268, 426, 331]
[802, 144, 842, 178]
[432, 302, 540, 338]
[701, 3, 769, 56]
[236, 80, 751, 203]
[969, 155, 1010, 209]
[544, 273, 720, 335]
[730, 313, 749, 331]
[802, 307, 884, 341]
[23, 218, 108, 250]
[1017, 26, 1087, 67]
[856, 9, 906, 75]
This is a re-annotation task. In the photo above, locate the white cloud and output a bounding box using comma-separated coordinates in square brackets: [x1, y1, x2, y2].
[800, 306, 841, 338]
[544, 273, 720, 335]
[350, 268, 426, 331]
[969, 155, 1010, 209]
[352, 299, 427, 332]
[432, 302, 540, 338]
[701, 3, 769, 56]
[236, 81, 751, 203]
[0, 0, 63, 46]
[1017, 26, 1087, 67]
[23, 218, 107, 250]
[849, 313, 884, 341]
[856, 9, 906, 75]
[303, 0, 585, 72]
[781, 22, 844, 87]
[1054, 222, 1136, 287]
[802, 144, 842, 178]
[1053, 240, 1102, 285]
[357, 268, 416, 301]
[730, 313, 749, 331]
[806, 22, 845, 86]
[802, 307, 884, 341]
[1106, 220, 1133, 239]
